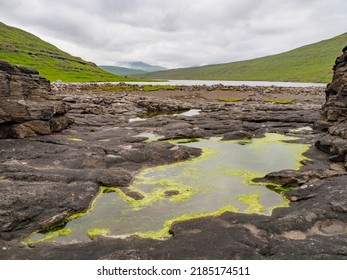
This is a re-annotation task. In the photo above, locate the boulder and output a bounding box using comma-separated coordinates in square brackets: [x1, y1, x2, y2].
[222, 130, 253, 141]
[0, 61, 72, 138]
[316, 47, 347, 168]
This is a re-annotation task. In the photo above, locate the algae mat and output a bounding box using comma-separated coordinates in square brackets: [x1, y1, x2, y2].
[26, 133, 309, 244]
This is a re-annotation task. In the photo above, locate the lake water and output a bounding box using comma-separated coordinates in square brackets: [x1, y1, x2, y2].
[25, 133, 309, 245]
[125, 80, 326, 87]
[64, 80, 326, 88]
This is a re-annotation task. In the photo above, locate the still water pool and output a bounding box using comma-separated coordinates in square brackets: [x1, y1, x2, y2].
[25, 133, 309, 244]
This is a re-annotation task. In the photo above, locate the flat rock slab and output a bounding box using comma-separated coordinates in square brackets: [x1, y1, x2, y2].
[1, 84, 346, 260]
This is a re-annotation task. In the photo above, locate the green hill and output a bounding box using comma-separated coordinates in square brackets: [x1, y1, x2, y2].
[99, 65, 148, 76]
[0, 22, 138, 82]
[135, 33, 347, 83]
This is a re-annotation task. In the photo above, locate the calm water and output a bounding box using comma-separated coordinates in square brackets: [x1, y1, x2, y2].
[65, 80, 326, 88]
[125, 80, 326, 87]
[27, 133, 309, 244]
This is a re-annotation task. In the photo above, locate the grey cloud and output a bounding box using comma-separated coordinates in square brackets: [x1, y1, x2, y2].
[0, 0, 346, 68]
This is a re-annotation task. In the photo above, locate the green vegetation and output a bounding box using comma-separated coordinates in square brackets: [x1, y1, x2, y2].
[238, 194, 265, 213]
[263, 98, 296, 104]
[218, 97, 242, 102]
[135, 33, 347, 83]
[93, 84, 178, 93]
[142, 85, 178, 91]
[0, 22, 140, 82]
[99, 65, 147, 76]
[22, 229, 72, 246]
[87, 228, 110, 239]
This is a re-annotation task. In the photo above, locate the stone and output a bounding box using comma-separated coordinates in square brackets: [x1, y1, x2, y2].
[0, 61, 71, 138]
[317, 46, 347, 169]
[1, 77, 346, 260]
[222, 130, 253, 141]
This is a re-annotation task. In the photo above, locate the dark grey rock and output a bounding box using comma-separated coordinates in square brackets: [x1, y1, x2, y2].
[0, 61, 71, 138]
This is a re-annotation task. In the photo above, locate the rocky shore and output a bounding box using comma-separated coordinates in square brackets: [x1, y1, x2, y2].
[0, 51, 346, 259]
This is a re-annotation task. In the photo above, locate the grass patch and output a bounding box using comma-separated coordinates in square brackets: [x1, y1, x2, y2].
[142, 85, 178, 92]
[134, 33, 347, 83]
[218, 97, 242, 102]
[0, 22, 143, 82]
[95, 84, 140, 92]
[263, 98, 296, 104]
[92, 84, 178, 93]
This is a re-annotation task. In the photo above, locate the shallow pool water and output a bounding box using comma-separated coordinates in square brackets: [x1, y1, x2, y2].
[129, 109, 201, 122]
[26, 133, 309, 244]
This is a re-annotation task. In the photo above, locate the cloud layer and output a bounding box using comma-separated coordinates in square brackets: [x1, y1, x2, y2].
[0, 0, 346, 68]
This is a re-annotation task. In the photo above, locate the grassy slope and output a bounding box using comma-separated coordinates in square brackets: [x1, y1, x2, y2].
[136, 33, 347, 83]
[0, 22, 138, 82]
[99, 65, 148, 76]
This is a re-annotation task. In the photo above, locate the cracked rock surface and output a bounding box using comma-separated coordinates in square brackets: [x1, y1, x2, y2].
[1, 61, 347, 259]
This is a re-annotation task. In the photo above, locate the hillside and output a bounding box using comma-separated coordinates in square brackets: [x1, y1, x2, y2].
[135, 33, 347, 83]
[99, 65, 147, 76]
[117, 61, 167, 72]
[0, 22, 137, 82]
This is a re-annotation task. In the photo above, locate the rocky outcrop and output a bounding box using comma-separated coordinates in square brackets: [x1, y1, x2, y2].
[0, 61, 72, 138]
[316, 47, 347, 167]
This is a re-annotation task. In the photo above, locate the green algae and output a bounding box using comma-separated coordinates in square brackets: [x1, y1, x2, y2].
[263, 98, 296, 104]
[68, 137, 83, 142]
[144, 135, 164, 143]
[238, 194, 265, 213]
[113, 180, 196, 208]
[67, 186, 111, 220]
[25, 133, 310, 244]
[218, 97, 242, 102]
[135, 205, 240, 240]
[87, 228, 111, 239]
[22, 229, 72, 246]
[175, 138, 200, 144]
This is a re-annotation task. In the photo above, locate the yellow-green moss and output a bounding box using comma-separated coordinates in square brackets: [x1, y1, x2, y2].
[135, 205, 240, 240]
[238, 194, 265, 213]
[22, 228, 72, 246]
[68, 186, 115, 220]
[87, 228, 110, 239]
[247, 133, 310, 168]
[68, 137, 83, 142]
[114, 179, 197, 208]
[218, 97, 242, 102]
[23, 133, 310, 243]
[144, 135, 165, 143]
[223, 169, 266, 186]
[263, 98, 296, 104]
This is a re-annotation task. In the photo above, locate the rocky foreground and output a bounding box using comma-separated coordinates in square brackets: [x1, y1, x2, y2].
[0, 51, 347, 259]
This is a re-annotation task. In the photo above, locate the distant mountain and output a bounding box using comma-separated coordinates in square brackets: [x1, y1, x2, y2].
[0, 22, 138, 82]
[99, 65, 147, 76]
[135, 33, 347, 83]
[116, 61, 167, 72]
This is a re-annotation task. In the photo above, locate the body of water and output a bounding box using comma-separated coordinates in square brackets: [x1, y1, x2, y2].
[25, 133, 309, 245]
[125, 80, 326, 87]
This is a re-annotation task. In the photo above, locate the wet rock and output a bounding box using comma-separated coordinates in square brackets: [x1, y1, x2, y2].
[164, 190, 180, 197]
[222, 130, 253, 141]
[254, 169, 310, 186]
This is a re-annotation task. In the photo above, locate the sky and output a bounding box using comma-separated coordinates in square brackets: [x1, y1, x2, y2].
[0, 0, 346, 69]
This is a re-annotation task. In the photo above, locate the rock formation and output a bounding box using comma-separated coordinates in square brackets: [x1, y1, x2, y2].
[316, 47, 347, 167]
[0, 61, 72, 138]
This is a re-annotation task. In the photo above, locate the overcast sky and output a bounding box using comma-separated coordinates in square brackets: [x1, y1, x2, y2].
[0, 0, 346, 69]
